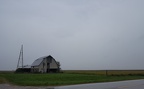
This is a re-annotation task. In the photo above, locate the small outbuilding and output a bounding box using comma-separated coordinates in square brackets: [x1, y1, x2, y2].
[15, 65, 31, 73]
[31, 55, 60, 73]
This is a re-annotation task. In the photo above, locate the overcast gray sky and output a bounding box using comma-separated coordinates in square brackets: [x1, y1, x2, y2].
[0, 0, 144, 70]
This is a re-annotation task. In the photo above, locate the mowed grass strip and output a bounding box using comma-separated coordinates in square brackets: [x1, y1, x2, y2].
[0, 73, 144, 86]
[1, 74, 100, 86]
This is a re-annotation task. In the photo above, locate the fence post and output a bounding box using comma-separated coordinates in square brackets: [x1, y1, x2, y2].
[106, 70, 108, 76]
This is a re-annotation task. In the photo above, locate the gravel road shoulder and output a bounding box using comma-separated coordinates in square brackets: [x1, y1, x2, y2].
[0, 84, 55, 89]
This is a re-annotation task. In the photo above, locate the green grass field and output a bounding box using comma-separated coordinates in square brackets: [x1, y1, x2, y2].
[0, 70, 144, 86]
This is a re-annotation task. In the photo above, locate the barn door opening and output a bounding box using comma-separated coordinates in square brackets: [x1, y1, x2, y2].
[47, 63, 50, 73]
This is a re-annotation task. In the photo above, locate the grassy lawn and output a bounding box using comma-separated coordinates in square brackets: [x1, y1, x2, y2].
[0, 70, 144, 86]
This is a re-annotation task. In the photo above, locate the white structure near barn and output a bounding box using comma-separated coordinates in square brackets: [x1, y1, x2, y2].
[31, 55, 60, 73]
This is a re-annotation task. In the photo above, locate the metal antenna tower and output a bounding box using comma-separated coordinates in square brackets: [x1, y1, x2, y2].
[17, 45, 24, 69]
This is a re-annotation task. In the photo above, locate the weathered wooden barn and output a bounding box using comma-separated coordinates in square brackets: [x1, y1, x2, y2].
[31, 55, 60, 73]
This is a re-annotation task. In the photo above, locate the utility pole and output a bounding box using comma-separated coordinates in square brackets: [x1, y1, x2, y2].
[22, 45, 23, 68]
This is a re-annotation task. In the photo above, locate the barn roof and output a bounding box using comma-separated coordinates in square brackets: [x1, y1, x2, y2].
[23, 65, 31, 68]
[31, 55, 52, 66]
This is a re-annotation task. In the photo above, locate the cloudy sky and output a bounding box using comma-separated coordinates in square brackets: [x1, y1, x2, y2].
[0, 0, 144, 70]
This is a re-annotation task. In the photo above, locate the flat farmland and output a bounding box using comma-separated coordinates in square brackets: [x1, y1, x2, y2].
[64, 70, 144, 75]
[0, 70, 144, 86]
